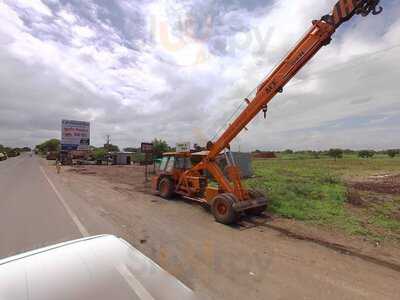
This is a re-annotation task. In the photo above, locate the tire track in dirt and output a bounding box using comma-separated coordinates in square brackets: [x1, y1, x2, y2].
[238, 216, 400, 273]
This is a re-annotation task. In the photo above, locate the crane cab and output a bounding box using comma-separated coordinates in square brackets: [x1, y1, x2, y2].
[159, 152, 193, 173]
[152, 152, 195, 198]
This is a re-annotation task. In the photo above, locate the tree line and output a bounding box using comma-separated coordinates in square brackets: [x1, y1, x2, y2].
[279, 148, 400, 160]
[34, 138, 172, 160]
[32, 138, 400, 161]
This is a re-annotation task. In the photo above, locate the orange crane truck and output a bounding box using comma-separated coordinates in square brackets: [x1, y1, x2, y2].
[152, 0, 383, 224]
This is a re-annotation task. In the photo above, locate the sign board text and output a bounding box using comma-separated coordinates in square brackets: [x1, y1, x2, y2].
[61, 120, 90, 151]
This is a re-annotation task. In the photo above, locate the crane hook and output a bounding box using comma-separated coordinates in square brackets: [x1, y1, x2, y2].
[356, 0, 383, 17]
[372, 5, 383, 15]
[262, 105, 268, 119]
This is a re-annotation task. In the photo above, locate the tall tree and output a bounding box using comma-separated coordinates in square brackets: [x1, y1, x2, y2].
[152, 138, 170, 158]
[328, 149, 343, 161]
[36, 139, 60, 153]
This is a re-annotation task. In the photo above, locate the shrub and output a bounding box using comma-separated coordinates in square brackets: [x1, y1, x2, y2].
[387, 149, 399, 158]
[93, 148, 107, 161]
[358, 150, 375, 158]
[328, 148, 343, 161]
[283, 149, 294, 154]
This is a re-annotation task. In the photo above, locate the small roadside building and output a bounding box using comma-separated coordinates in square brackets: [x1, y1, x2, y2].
[111, 152, 133, 165]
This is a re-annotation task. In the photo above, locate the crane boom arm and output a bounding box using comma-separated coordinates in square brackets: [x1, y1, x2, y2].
[207, 0, 382, 160]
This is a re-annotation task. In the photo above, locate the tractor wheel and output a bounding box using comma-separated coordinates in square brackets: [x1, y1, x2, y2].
[247, 189, 268, 216]
[158, 177, 175, 199]
[211, 194, 238, 225]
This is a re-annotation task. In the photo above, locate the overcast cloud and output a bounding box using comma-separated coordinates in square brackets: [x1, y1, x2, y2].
[0, 0, 399, 150]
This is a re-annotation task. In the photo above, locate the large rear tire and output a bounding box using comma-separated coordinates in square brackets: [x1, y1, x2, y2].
[211, 194, 237, 225]
[158, 177, 175, 199]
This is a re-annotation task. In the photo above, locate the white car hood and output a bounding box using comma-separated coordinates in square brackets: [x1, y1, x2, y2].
[0, 235, 196, 300]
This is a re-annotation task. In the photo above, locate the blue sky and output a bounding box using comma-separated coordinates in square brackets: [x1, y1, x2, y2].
[0, 0, 398, 150]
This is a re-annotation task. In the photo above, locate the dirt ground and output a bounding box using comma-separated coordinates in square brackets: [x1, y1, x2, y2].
[57, 164, 400, 300]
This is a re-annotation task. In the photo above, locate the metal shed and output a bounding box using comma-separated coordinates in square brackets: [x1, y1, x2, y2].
[111, 152, 133, 165]
[217, 152, 253, 178]
[192, 151, 253, 179]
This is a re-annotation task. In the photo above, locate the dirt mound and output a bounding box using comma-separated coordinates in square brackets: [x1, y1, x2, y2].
[350, 174, 400, 195]
[252, 152, 277, 159]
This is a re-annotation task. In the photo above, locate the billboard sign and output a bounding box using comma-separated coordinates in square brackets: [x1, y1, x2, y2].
[141, 143, 154, 153]
[176, 142, 191, 153]
[61, 120, 90, 151]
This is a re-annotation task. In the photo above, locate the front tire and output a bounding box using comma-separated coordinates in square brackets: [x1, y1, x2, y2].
[158, 177, 175, 199]
[211, 194, 237, 225]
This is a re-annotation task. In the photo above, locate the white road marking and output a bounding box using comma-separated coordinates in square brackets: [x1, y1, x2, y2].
[40, 166, 89, 237]
[117, 264, 155, 300]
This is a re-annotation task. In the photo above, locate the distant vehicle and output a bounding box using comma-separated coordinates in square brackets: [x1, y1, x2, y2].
[46, 151, 59, 160]
[7, 149, 20, 157]
[0, 235, 196, 300]
[0, 153, 7, 161]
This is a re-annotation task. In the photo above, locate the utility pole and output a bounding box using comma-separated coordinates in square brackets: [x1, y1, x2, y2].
[105, 135, 111, 148]
[105, 135, 111, 165]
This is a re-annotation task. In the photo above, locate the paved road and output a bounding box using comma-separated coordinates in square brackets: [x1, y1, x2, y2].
[0, 154, 79, 258]
[0, 154, 118, 259]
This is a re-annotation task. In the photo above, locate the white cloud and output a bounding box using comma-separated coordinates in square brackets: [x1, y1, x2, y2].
[11, 0, 53, 17]
[58, 9, 77, 24]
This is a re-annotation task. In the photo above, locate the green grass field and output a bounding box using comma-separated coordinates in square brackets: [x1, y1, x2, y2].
[246, 154, 400, 242]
